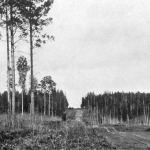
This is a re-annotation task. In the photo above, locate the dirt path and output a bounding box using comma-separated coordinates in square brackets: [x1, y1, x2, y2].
[75, 109, 83, 121]
[101, 127, 150, 149]
[73, 110, 150, 149]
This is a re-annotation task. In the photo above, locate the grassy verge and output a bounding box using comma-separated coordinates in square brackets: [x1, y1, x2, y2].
[0, 114, 117, 150]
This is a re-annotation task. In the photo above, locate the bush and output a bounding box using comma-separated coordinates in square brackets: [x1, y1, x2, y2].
[66, 109, 76, 120]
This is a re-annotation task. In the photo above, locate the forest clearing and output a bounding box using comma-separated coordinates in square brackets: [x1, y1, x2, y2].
[0, 113, 116, 150]
[1, 111, 150, 149]
[1, 0, 150, 149]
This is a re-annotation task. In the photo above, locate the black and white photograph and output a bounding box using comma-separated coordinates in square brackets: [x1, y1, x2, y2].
[0, 0, 150, 149]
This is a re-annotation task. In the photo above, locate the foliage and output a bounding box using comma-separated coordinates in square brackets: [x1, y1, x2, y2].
[29, 76, 39, 90]
[66, 109, 76, 120]
[18, 0, 54, 47]
[81, 92, 150, 125]
[0, 118, 117, 150]
[40, 75, 56, 92]
[0, 89, 68, 116]
[16, 56, 30, 90]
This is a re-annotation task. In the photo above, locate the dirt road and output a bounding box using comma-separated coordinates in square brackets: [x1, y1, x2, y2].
[98, 126, 150, 150]
[74, 109, 150, 149]
[75, 109, 83, 121]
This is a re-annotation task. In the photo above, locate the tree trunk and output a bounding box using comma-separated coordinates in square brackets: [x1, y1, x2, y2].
[120, 105, 123, 123]
[143, 99, 146, 124]
[22, 88, 23, 116]
[59, 98, 61, 116]
[52, 96, 53, 117]
[48, 92, 50, 116]
[126, 101, 129, 123]
[6, 0, 11, 119]
[10, 3, 15, 127]
[30, 1, 34, 121]
[55, 99, 57, 116]
[146, 106, 148, 125]
[110, 110, 111, 124]
[148, 105, 149, 125]
[96, 102, 98, 124]
[44, 92, 46, 116]
[137, 105, 138, 119]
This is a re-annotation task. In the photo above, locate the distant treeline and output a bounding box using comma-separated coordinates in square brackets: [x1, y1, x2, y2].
[0, 89, 68, 117]
[81, 92, 150, 124]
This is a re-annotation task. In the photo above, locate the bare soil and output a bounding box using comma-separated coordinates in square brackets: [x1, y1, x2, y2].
[96, 125, 150, 150]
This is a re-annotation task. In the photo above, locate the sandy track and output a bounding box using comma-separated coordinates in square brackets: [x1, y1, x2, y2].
[102, 126, 150, 149]
[75, 110, 83, 121]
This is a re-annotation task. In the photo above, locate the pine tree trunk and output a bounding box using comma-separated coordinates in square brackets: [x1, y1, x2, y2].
[30, 2, 34, 121]
[10, 3, 15, 127]
[96, 103, 98, 125]
[126, 102, 129, 123]
[55, 101, 56, 116]
[52, 96, 53, 117]
[120, 105, 123, 123]
[137, 105, 138, 118]
[48, 92, 50, 116]
[59, 98, 61, 116]
[44, 92, 46, 116]
[6, 0, 11, 119]
[146, 106, 148, 125]
[148, 106, 149, 125]
[56, 100, 58, 116]
[110, 110, 111, 124]
[114, 105, 116, 124]
[22, 88, 23, 116]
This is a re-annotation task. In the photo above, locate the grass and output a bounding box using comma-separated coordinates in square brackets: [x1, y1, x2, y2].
[1, 112, 150, 149]
[0, 113, 117, 150]
[0, 113, 62, 132]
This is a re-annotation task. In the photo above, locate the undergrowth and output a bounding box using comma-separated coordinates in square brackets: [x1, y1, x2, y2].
[0, 114, 117, 150]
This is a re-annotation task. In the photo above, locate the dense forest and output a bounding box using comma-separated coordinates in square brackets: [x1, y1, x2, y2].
[81, 92, 150, 125]
[0, 88, 68, 117]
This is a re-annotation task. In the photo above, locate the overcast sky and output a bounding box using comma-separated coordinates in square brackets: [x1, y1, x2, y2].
[1, 0, 150, 107]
